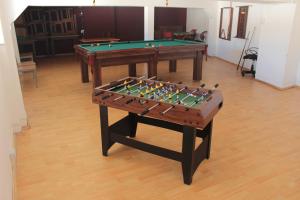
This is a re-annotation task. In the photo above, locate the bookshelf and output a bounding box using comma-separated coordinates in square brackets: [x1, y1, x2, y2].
[15, 7, 79, 57]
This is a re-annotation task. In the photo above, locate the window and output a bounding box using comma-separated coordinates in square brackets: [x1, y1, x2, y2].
[219, 7, 233, 40]
[0, 19, 4, 44]
[236, 6, 249, 39]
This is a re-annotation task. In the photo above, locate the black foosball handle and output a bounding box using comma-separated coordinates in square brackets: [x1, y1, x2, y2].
[102, 94, 113, 100]
[140, 109, 149, 116]
[94, 90, 105, 96]
[125, 98, 135, 104]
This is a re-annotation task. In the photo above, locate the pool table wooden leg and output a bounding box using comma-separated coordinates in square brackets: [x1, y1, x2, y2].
[128, 63, 137, 77]
[169, 60, 177, 72]
[80, 59, 89, 83]
[193, 51, 203, 81]
[147, 60, 157, 79]
[93, 61, 102, 87]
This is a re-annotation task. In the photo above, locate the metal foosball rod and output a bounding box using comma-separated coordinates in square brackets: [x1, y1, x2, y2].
[160, 105, 175, 115]
[130, 86, 146, 95]
[117, 77, 150, 94]
[140, 102, 160, 116]
[161, 86, 186, 102]
[125, 98, 135, 104]
[187, 96, 204, 107]
[148, 76, 157, 80]
[203, 83, 219, 96]
[208, 84, 219, 94]
[118, 81, 144, 93]
[113, 95, 125, 101]
[107, 80, 135, 91]
[130, 81, 157, 94]
[138, 99, 148, 105]
[101, 93, 114, 100]
[188, 84, 219, 107]
[108, 76, 146, 91]
[160, 84, 176, 101]
[179, 88, 198, 104]
[94, 90, 105, 96]
[179, 84, 205, 102]
[178, 84, 205, 106]
[142, 82, 164, 96]
[94, 76, 129, 89]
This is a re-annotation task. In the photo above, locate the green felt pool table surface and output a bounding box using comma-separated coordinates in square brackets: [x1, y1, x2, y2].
[79, 39, 202, 52]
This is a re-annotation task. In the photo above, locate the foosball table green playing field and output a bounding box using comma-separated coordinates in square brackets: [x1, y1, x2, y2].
[93, 77, 223, 184]
[112, 79, 205, 108]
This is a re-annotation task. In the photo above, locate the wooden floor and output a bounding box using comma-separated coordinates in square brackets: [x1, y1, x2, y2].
[17, 56, 300, 200]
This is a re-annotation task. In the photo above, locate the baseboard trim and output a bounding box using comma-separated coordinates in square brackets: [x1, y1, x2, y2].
[13, 118, 29, 133]
[255, 79, 298, 90]
[10, 149, 16, 200]
[11, 117, 28, 200]
[213, 56, 236, 65]
[213, 56, 251, 69]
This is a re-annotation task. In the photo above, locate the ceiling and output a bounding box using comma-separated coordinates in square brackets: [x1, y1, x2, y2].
[219, 0, 295, 3]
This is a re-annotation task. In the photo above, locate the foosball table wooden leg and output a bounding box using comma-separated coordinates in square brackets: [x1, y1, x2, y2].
[128, 112, 138, 138]
[181, 126, 196, 185]
[99, 105, 113, 156]
[206, 121, 213, 159]
[195, 120, 213, 160]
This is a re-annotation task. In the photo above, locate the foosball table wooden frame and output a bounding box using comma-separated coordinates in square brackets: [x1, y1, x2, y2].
[93, 77, 223, 185]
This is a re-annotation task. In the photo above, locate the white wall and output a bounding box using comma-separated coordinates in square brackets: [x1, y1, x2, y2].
[216, 2, 262, 68]
[186, 8, 209, 39]
[186, 6, 219, 56]
[144, 6, 155, 40]
[284, 1, 300, 87]
[0, 61, 13, 200]
[0, 1, 28, 199]
[255, 4, 296, 88]
[216, 1, 299, 88]
[0, 2, 27, 133]
[0, 20, 4, 44]
[297, 62, 300, 86]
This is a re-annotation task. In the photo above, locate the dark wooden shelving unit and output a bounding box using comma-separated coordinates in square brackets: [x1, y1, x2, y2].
[15, 7, 79, 58]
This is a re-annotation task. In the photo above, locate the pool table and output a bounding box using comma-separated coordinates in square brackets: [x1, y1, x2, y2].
[74, 39, 206, 87]
[79, 37, 120, 43]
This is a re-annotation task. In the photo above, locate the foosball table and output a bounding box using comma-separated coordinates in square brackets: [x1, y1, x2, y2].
[93, 77, 223, 184]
